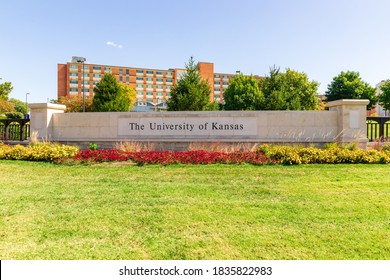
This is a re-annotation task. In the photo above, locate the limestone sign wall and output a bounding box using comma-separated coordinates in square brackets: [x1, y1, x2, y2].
[29, 99, 369, 149]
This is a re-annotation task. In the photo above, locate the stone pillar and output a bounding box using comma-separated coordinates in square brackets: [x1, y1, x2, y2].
[29, 103, 66, 141]
[327, 99, 369, 147]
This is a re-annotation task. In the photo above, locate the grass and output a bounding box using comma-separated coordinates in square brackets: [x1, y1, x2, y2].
[0, 161, 389, 260]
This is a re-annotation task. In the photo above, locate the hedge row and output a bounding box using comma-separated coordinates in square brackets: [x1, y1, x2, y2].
[0, 143, 79, 162]
[258, 144, 390, 164]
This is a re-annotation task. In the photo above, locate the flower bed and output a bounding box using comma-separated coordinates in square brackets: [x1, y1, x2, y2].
[69, 149, 278, 165]
[2, 142, 390, 165]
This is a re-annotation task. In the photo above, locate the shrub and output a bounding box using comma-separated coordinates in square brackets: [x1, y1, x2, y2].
[258, 144, 390, 165]
[89, 143, 99, 150]
[0, 143, 79, 162]
[5, 112, 24, 119]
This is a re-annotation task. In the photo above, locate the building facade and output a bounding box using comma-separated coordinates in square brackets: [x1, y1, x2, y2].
[57, 59, 252, 108]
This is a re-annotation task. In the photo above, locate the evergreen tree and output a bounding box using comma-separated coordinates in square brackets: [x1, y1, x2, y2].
[167, 57, 218, 111]
[92, 73, 134, 112]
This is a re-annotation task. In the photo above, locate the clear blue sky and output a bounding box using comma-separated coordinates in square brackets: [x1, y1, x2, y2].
[1, 0, 389, 103]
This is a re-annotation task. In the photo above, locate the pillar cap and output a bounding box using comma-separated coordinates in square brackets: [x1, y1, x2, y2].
[28, 103, 67, 110]
[327, 99, 369, 107]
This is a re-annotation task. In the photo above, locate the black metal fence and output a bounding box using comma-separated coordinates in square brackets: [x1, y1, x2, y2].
[0, 119, 30, 141]
[366, 117, 390, 141]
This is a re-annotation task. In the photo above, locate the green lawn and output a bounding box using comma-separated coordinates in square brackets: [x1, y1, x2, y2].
[0, 161, 389, 260]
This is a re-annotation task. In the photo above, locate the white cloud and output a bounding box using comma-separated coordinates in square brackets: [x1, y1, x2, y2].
[106, 41, 123, 49]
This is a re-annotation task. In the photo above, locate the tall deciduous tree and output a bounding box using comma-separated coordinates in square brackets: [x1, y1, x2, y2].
[0, 78, 13, 100]
[326, 71, 377, 110]
[260, 67, 320, 110]
[92, 73, 134, 112]
[56, 96, 94, 112]
[378, 80, 390, 112]
[118, 83, 136, 111]
[8, 98, 28, 114]
[167, 56, 218, 111]
[0, 99, 14, 115]
[223, 74, 263, 110]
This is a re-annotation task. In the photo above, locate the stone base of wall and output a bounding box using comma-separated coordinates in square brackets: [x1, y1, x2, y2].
[58, 140, 345, 151]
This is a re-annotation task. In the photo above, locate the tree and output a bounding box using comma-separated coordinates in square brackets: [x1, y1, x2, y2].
[8, 98, 27, 114]
[223, 74, 263, 110]
[378, 80, 390, 112]
[260, 67, 320, 110]
[56, 96, 93, 112]
[0, 78, 13, 100]
[167, 56, 219, 111]
[325, 71, 377, 110]
[92, 73, 133, 112]
[118, 83, 136, 111]
[0, 99, 14, 115]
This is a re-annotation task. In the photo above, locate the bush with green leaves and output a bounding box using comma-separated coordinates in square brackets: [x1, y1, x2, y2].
[5, 112, 24, 119]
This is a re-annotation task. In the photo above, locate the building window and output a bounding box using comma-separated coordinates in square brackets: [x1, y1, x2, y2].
[70, 64, 78, 69]
[126, 69, 129, 75]
[119, 69, 123, 75]
[166, 79, 173, 83]
[137, 91, 143, 95]
[104, 67, 111, 72]
[136, 84, 143, 88]
[223, 82, 228, 85]
[70, 80, 78, 84]
[70, 72, 78, 77]
[70, 88, 78, 92]
[214, 74, 220, 78]
[146, 70, 153, 75]
[146, 77, 153, 82]
[166, 93, 171, 97]
[83, 65, 89, 70]
[166, 71, 172, 76]
[119, 76, 123, 82]
[126, 76, 129, 83]
[156, 85, 163, 89]
[214, 81, 220, 85]
[93, 74, 101, 78]
[215, 88, 220, 92]
[156, 71, 163, 75]
[147, 91, 153, 96]
[157, 92, 163, 97]
[156, 78, 163, 82]
[136, 69, 143, 74]
[93, 66, 101, 71]
[223, 75, 228, 79]
[146, 85, 153, 89]
[136, 77, 143, 81]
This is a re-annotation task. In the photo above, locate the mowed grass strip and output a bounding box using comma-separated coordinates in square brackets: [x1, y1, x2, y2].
[0, 161, 389, 260]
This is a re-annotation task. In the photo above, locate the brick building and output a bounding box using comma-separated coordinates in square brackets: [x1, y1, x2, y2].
[58, 58, 257, 108]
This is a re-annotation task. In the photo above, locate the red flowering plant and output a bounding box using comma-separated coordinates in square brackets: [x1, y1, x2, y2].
[61, 148, 278, 165]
